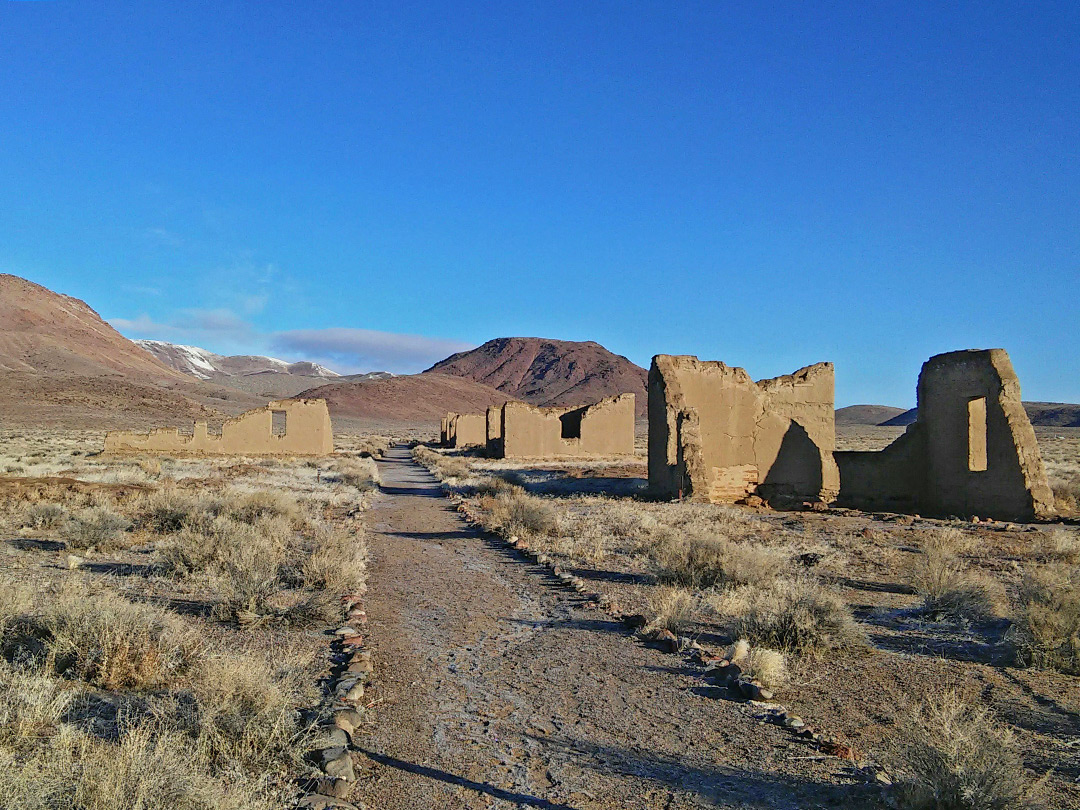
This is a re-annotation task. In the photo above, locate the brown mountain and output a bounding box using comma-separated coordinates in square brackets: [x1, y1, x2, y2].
[0, 274, 249, 428]
[298, 372, 515, 427]
[425, 337, 648, 417]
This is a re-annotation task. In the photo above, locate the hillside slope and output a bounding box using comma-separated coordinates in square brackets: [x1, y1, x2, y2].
[425, 337, 647, 416]
[0, 275, 244, 428]
[835, 405, 909, 426]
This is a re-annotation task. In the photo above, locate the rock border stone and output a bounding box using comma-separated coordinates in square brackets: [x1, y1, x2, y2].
[296, 592, 372, 810]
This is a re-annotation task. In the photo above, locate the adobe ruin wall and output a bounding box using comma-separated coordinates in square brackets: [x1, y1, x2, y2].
[104, 398, 334, 457]
[835, 349, 1055, 521]
[648, 356, 838, 504]
[489, 394, 635, 459]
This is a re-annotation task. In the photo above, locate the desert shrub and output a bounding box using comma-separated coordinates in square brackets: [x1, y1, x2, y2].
[21, 502, 69, 530]
[329, 456, 380, 491]
[156, 515, 284, 578]
[1011, 563, 1080, 674]
[910, 532, 1003, 622]
[473, 475, 515, 497]
[0, 659, 77, 749]
[137, 489, 226, 534]
[727, 577, 862, 653]
[890, 690, 1027, 810]
[352, 435, 391, 458]
[229, 490, 300, 526]
[741, 646, 787, 689]
[301, 525, 368, 595]
[488, 488, 557, 537]
[648, 530, 785, 589]
[210, 535, 284, 623]
[646, 587, 695, 633]
[62, 506, 133, 550]
[45, 584, 195, 690]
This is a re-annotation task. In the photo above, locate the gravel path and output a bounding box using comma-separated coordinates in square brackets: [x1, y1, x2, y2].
[355, 446, 875, 809]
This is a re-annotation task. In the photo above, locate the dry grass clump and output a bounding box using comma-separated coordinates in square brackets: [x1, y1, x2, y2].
[181, 652, 314, 774]
[61, 506, 134, 551]
[890, 690, 1027, 810]
[648, 529, 785, 589]
[328, 456, 380, 491]
[741, 646, 787, 689]
[136, 488, 226, 534]
[484, 487, 557, 538]
[1011, 563, 1080, 674]
[301, 525, 369, 595]
[229, 490, 300, 526]
[210, 526, 288, 622]
[646, 586, 695, 633]
[719, 577, 863, 653]
[1050, 477, 1079, 514]
[910, 530, 1004, 623]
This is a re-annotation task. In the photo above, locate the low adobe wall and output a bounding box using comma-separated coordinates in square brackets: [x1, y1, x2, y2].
[491, 394, 635, 459]
[836, 349, 1055, 521]
[648, 356, 838, 504]
[104, 399, 334, 456]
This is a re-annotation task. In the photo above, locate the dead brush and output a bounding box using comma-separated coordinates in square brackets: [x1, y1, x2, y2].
[20, 502, 69, 530]
[61, 506, 134, 551]
[740, 646, 787, 689]
[910, 530, 1004, 623]
[889, 690, 1027, 810]
[726, 576, 863, 653]
[44, 583, 196, 690]
[136, 488, 226, 534]
[1034, 528, 1080, 564]
[229, 490, 300, 526]
[1011, 563, 1080, 674]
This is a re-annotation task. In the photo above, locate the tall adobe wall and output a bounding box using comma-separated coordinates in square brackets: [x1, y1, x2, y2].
[648, 356, 838, 504]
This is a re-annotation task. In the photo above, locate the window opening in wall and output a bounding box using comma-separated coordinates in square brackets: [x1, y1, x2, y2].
[967, 397, 987, 472]
[560, 410, 583, 439]
[272, 410, 287, 436]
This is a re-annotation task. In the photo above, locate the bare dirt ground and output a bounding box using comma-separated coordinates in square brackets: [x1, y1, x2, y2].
[355, 446, 882, 809]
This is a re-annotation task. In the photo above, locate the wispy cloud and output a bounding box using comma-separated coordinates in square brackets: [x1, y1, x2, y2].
[109, 313, 472, 374]
[271, 328, 474, 374]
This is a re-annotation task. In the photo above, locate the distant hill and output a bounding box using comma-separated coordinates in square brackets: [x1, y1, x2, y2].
[835, 405, 910, 426]
[425, 337, 647, 416]
[874, 402, 1080, 428]
[297, 372, 515, 423]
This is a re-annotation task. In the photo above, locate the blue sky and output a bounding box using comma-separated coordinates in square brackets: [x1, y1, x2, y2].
[1, 1, 1077, 406]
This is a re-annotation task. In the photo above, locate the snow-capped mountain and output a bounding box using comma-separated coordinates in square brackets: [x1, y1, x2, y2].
[135, 340, 341, 380]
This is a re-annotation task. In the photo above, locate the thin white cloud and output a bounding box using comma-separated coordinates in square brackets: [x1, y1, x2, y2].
[272, 328, 474, 374]
[109, 312, 472, 374]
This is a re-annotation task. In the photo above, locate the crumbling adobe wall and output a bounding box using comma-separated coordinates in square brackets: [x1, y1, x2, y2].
[104, 399, 334, 456]
[440, 414, 452, 446]
[449, 413, 486, 449]
[648, 356, 838, 504]
[837, 349, 1055, 521]
[494, 394, 635, 459]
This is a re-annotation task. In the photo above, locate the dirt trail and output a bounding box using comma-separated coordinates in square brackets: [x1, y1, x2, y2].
[357, 446, 872, 809]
